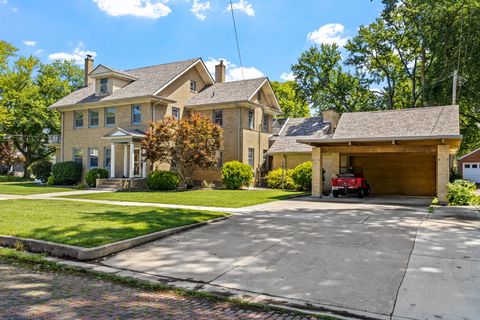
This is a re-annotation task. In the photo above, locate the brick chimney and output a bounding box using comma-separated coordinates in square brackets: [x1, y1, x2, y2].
[84, 54, 94, 87]
[215, 60, 226, 83]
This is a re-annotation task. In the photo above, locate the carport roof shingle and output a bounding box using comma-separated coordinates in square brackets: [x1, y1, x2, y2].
[332, 105, 460, 140]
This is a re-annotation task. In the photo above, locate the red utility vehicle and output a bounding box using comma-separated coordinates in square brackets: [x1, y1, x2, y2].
[331, 168, 370, 198]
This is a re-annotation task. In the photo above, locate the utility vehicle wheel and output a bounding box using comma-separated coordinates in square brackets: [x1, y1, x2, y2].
[332, 190, 339, 198]
[357, 188, 364, 198]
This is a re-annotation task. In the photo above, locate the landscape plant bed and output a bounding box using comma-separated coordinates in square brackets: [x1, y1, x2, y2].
[0, 199, 228, 249]
[0, 182, 74, 195]
[64, 189, 306, 208]
[0, 175, 33, 183]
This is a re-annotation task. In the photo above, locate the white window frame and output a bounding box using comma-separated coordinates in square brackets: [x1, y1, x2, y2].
[104, 147, 111, 170]
[248, 110, 254, 129]
[100, 78, 108, 94]
[172, 107, 180, 120]
[74, 111, 84, 128]
[213, 109, 223, 127]
[73, 148, 83, 164]
[89, 109, 99, 128]
[248, 148, 255, 168]
[190, 80, 197, 92]
[132, 105, 142, 125]
[88, 147, 99, 169]
[104, 107, 116, 127]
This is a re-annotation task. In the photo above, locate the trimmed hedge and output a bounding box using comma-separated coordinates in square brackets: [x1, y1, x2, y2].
[221, 161, 253, 189]
[29, 159, 52, 183]
[147, 170, 180, 191]
[291, 161, 312, 191]
[51, 161, 82, 185]
[266, 168, 296, 189]
[85, 168, 109, 187]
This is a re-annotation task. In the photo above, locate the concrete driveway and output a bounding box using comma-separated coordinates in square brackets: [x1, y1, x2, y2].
[100, 197, 480, 320]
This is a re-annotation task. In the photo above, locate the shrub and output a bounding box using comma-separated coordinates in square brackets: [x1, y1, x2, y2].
[266, 168, 296, 189]
[51, 161, 82, 185]
[291, 161, 312, 191]
[449, 168, 462, 182]
[147, 170, 180, 191]
[85, 168, 109, 187]
[221, 161, 253, 189]
[29, 159, 52, 183]
[447, 179, 477, 206]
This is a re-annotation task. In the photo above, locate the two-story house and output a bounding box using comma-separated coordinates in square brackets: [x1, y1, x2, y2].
[48, 56, 281, 187]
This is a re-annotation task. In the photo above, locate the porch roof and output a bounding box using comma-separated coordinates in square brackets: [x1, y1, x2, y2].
[102, 128, 146, 142]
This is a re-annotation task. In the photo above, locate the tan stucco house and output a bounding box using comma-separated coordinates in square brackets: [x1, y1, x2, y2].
[297, 106, 462, 204]
[48, 56, 281, 187]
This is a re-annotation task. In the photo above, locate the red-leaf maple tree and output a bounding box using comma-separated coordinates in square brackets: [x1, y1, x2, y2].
[142, 112, 223, 185]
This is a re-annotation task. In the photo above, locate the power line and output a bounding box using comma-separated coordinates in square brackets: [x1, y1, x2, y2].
[228, 0, 245, 80]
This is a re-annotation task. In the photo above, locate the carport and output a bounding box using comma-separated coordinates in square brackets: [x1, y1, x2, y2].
[298, 106, 462, 204]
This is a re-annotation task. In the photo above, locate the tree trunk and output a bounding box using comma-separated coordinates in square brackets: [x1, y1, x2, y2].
[23, 157, 31, 179]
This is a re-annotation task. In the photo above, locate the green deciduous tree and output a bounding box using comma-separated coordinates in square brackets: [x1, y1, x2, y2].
[270, 81, 310, 118]
[292, 44, 378, 115]
[0, 40, 83, 177]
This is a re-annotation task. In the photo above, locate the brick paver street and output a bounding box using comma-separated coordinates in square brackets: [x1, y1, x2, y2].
[0, 264, 318, 320]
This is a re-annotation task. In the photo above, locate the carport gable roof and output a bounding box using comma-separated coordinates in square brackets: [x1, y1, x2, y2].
[298, 105, 462, 145]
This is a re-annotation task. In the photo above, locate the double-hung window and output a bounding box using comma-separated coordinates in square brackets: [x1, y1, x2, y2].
[105, 107, 116, 127]
[89, 109, 99, 128]
[172, 107, 180, 120]
[104, 147, 111, 170]
[262, 114, 269, 132]
[73, 148, 83, 164]
[132, 105, 141, 125]
[248, 148, 255, 168]
[88, 148, 99, 168]
[248, 110, 254, 129]
[74, 111, 84, 128]
[213, 110, 223, 127]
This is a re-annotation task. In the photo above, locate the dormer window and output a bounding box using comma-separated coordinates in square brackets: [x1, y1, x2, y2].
[100, 78, 108, 94]
[190, 80, 197, 92]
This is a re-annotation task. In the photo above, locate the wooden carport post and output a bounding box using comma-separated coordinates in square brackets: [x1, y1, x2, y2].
[312, 147, 322, 197]
[437, 144, 449, 205]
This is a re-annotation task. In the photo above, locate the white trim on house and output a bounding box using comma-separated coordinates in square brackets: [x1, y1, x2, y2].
[458, 148, 480, 160]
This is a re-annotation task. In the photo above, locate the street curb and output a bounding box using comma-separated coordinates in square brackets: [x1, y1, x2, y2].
[39, 256, 385, 320]
[0, 216, 229, 260]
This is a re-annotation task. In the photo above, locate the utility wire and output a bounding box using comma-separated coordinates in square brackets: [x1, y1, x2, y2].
[229, 0, 245, 80]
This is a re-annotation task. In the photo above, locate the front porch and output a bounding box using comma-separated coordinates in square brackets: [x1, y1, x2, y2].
[101, 128, 149, 187]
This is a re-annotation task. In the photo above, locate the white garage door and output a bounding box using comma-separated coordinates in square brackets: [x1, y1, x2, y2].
[463, 163, 480, 183]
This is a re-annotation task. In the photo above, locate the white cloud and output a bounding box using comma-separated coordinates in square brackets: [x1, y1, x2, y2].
[280, 72, 295, 81]
[23, 40, 36, 47]
[92, 0, 171, 19]
[226, 0, 255, 16]
[48, 43, 97, 65]
[190, 0, 210, 21]
[34, 49, 44, 55]
[205, 57, 264, 82]
[307, 23, 349, 47]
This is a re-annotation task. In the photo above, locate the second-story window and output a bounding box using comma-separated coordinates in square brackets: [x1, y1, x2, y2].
[74, 111, 83, 128]
[172, 107, 180, 120]
[248, 110, 254, 129]
[89, 109, 99, 128]
[262, 114, 269, 132]
[132, 105, 141, 125]
[213, 109, 223, 127]
[190, 80, 197, 92]
[105, 107, 116, 127]
[100, 78, 108, 94]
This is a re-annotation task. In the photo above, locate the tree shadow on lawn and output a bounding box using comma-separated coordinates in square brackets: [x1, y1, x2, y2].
[27, 209, 225, 248]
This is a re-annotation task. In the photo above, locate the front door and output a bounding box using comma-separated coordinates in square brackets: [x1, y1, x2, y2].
[133, 148, 141, 177]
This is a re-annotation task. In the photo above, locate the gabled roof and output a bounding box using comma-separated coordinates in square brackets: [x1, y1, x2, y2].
[89, 64, 138, 81]
[102, 128, 146, 139]
[268, 117, 331, 154]
[458, 148, 480, 160]
[50, 58, 212, 109]
[185, 77, 280, 111]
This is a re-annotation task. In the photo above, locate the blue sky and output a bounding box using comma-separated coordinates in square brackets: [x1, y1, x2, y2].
[0, 0, 383, 81]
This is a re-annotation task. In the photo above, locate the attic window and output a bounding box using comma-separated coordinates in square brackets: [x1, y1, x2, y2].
[257, 91, 262, 101]
[100, 78, 108, 94]
[190, 80, 197, 92]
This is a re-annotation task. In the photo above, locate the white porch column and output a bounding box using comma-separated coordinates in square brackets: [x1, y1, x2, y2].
[110, 143, 116, 178]
[312, 147, 323, 197]
[129, 142, 135, 178]
[123, 144, 128, 178]
[140, 147, 147, 178]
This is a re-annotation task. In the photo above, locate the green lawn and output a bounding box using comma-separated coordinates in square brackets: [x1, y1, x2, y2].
[0, 199, 227, 247]
[66, 189, 306, 208]
[0, 182, 74, 195]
